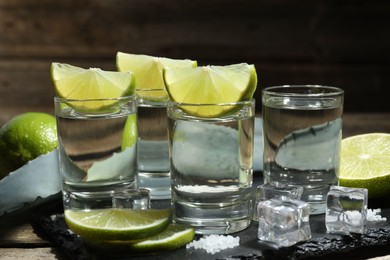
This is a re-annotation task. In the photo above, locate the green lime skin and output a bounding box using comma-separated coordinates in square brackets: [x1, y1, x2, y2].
[0, 112, 58, 178]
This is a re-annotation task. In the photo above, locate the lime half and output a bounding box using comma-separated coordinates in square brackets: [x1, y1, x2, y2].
[51, 63, 135, 111]
[339, 133, 390, 198]
[163, 63, 257, 117]
[64, 208, 171, 241]
[116, 52, 197, 101]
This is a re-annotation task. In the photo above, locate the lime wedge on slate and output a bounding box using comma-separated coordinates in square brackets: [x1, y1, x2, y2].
[129, 224, 194, 252]
[64, 208, 171, 241]
[163, 63, 257, 117]
[51, 62, 135, 111]
[339, 133, 390, 198]
[116, 52, 196, 102]
[88, 224, 195, 254]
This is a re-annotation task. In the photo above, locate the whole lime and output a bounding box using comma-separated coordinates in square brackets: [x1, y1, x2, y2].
[0, 112, 58, 179]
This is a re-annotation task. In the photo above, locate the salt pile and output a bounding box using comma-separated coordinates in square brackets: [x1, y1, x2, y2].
[186, 234, 240, 254]
[367, 208, 387, 222]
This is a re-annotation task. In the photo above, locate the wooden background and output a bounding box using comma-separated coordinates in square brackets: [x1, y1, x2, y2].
[0, 0, 389, 123]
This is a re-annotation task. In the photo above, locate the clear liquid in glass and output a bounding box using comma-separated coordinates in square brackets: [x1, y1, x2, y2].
[57, 108, 138, 211]
[263, 96, 342, 214]
[168, 102, 255, 234]
[137, 100, 171, 199]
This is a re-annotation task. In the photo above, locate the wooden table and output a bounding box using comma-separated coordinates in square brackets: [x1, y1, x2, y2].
[0, 112, 389, 260]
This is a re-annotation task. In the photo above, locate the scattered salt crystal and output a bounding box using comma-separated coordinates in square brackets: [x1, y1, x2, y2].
[367, 208, 387, 222]
[344, 210, 365, 226]
[186, 234, 240, 254]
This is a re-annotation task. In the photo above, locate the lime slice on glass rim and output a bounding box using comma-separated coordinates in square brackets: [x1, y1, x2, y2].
[64, 208, 171, 241]
[116, 52, 197, 102]
[163, 63, 257, 118]
[339, 133, 390, 198]
[51, 62, 135, 112]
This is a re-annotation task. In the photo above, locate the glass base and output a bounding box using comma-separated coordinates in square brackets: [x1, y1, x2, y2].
[138, 171, 171, 200]
[172, 198, 252, 234]
[175, 219, 251, 235]
[263, 173, 336, 215]
[303, 184, 335, 215]
[63, 190, 115, 210]
[62, 181, 136, 211]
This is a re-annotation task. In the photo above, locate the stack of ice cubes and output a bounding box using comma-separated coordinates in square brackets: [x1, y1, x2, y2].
[326, 185, 368, 234]
[256, 182, 311, 247]
[254, 182, 304, 221]
[257, 197, 311, 247]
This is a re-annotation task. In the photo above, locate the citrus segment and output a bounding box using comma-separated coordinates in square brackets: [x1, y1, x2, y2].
[163, 63, 257, 117]
[121, 114, 138, 150]
[129, 224, 194, 252]
[51, 63, 135, 111]
[339, 133, 390, 198]
[116, 52, 197, 101]
[89, 224, 195, 253]
[64, 208, 171, 241]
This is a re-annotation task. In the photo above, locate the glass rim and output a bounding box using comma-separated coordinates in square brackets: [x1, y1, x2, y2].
[262, 85, 344, 97]
[167, 98, 255, 107]
[54, 95, 136, 103]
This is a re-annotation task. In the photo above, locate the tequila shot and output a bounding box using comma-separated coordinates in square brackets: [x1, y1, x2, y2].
[262, 85, 344, 214]
[116, 53, 197, 200]
[136, 89, 171, 200]
[168, 100, 255, 234]
[55, 96, 138, 211]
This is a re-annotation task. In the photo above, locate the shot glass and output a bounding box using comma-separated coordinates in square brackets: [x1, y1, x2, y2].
[54, 96, 138, 211]
[136, 89, 171, 200]
[262, 85, 344, 214]
[167, 100, 255, 234]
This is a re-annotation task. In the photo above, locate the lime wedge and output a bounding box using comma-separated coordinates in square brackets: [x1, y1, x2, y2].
[163, 63, 257, 117]
[51, 63, 135, 111]
[129, 224, 194, 252]
[121, 114, 138, 150]
[339, 133, 390, 198]
[116, 52, 197, 101]
[64, 208, 171, 241]
[89, 224, 195, 254]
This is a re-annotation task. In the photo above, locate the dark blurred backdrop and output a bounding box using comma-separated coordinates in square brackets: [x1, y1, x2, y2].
[0, 0, 389, 117]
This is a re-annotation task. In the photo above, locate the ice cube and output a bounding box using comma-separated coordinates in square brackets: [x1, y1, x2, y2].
[326, 185, 368, 234]
[113, 188, 150, 210]
[257, 197, 311, 247]
[253, 182, 303, 221]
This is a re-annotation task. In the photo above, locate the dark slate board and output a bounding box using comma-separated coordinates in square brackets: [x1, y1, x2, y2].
[30, 176, 390, 260]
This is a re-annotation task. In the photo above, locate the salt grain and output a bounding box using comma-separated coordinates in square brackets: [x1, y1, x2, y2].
[367, 208, 387, 222]
[186, 235, 240, 254]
